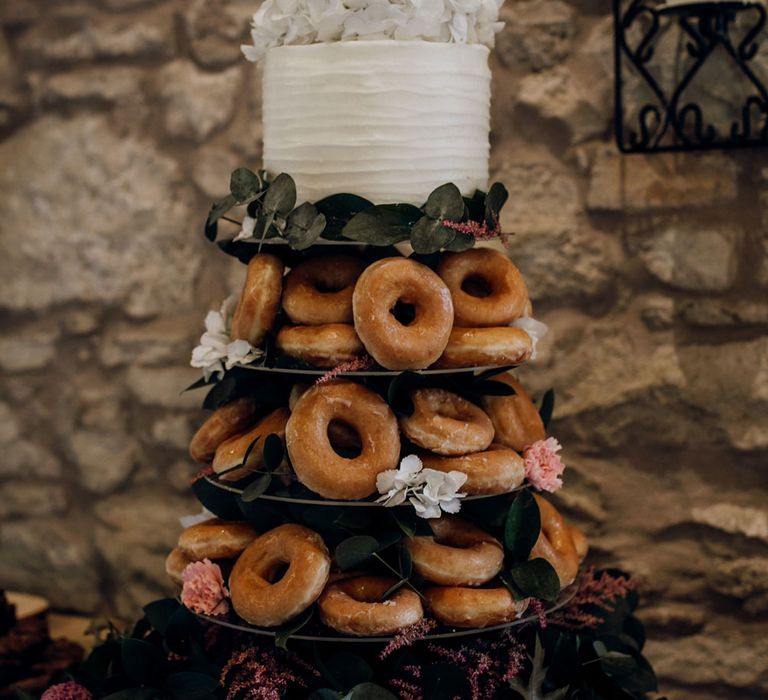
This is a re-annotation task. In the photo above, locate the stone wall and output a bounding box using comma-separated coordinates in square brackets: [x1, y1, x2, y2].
[1, 1, 766, 698]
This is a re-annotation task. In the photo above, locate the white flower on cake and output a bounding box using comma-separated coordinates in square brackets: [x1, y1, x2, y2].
[233, 214, 257, 242]
[376, 454, 468, 519]
[190, 296, 262, 381]
[242, 0, 505, 62]
[511, 316, 549, 360]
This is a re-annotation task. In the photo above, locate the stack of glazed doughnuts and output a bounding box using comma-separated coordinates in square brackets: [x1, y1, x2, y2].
[168, 497, 586, 635]
[229, 247, 534, 371]
[188, 370, 547, 497]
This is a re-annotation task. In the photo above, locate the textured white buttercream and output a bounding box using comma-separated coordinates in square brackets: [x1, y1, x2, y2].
[262, 41, 491, 205]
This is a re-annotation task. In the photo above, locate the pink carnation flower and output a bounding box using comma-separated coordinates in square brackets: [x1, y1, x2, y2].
[41, 682, 93, 700]
[523, 438, 565, 492]
[181, 559, 230, 616]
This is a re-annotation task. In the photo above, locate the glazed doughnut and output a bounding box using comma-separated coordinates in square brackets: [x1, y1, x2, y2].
[406, 516, 503, 586]
[419, 446, 525, 495]
[530, 494, 580, 587]
[188, 398, 258, 463]
[229, 524, 331, 627]
[286, 381, 400, 499]
[399, 388, 494, 456]
[318, 576, 423, 636]
[425, 586, 519, 628]
[230, 253, 284, 347]
[352, 257, 453, 370]
[282, 256, 366, 325]
[481, 373, 546, 452]
[568, 525, 589, 563]
[165, 547, 193, 586]
[289, 383, 361, 450]
[276, 324, 365, 368]
[212, 408, 289, 482]
[433, 327, 533, 369]
[178, 519, 258, 560]
[437, 248, 528, 326]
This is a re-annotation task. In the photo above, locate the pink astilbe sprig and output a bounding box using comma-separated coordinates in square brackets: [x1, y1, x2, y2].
[550, 566, 636, 631]
[380, 618, 437, 660]
[315, 355, 375, 384]
[221, 646, 319, 700]
[523, 438, 566, 492]
[389, 664, 423, 700]
[441, 213, 510, 244]
[41, 682, 93, 700]
[181, 559, 230, 616]
[528, 598, 548, 630]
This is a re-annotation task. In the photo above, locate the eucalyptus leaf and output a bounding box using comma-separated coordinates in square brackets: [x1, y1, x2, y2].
[230, 167, 264, 203]
[539, 388, 556, 429]
[380, 578, 408, 600]
[262, 173, 297, 216]
[424, 182, 465, 221]
[507, 558, 561, 601]
[398, 545, 413, 579]
[409, 216, 456, 254]
[471, 379, 517, 397]
[315, 193, 374, 238]
[320, 652, 373, 692]
[442, 231, 475, 251]
[191, 477, 242, 520]
[204, 193, 237, 241]
[335, 535, 381, 571]
[504, 490, 541, 562]
[240, 474, 272, 502]
[163, 672, 220, 700]
[342, 204, 422, 245]
[342, 683, 397, 700]
[284, 202, 326, 249]
[484, 182, 509, 226]
[143, 598, 181, 636]
[274, 607, 313, 649]
[262, 433, 285, 471]
[120, 638, 165, 685]
[309, 691, 341, 700]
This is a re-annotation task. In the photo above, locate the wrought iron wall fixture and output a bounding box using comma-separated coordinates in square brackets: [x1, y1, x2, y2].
[614, 0, 768, 152]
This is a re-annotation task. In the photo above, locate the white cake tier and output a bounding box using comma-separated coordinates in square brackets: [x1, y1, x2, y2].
[262, 41, 491, 205]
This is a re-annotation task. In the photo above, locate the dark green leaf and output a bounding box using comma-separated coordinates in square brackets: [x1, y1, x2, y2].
[143, 598, 181, 636]
[320, 652, 373, 692]
[230, 167, 264, 203]
[284, 202, 326, 249]
[424, 183, 465, 221]
[398, 545, 413, 579]
[380, 578, 407, 600]
[508, 558, 561, 601]
[539, 388, 555, 429]
[409, 216, 456, 254]
[386, 371, 423, 417]
[335, 535, 380, 571]
[101, 691, 156, 700]
[183, 375, 213, 393]
[263, 433, 285, 471]
[484, 182, 509, 226]
[120, 637, 165, 685]
[443, 231, 475, 251]
[12, 689, 37, 700]
[471, 379, 517, 397]
[423, 663, 471, 700]
[389, 508, 432, 538]
[342, 204, 422, 245]
[263, 173, 297, 216]
[504, 490, 541, 562]
[309, 691, 341, 700]
[275, 607, 313, 649]
[334, 508, 371, 530]
[241, 474, 272, 502]
[191, 477, 242, 520]
[163, 672, 220, 700]
[315, 193, 374, 238]
[343, 683, 398, 700]
[205, 193, 237, 241]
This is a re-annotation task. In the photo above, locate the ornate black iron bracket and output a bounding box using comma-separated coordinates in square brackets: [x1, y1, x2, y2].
[614, 0, 768, 152]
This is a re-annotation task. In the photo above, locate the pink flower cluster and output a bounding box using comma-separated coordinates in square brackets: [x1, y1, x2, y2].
[550, 567, 636, 630]
[181, 559, 230, 616]
[41, 682, 93, 700]
[523, 438, 565, 492]
[315, 355, 375, 384]
[441, 216, 509, 244]
[221, 647, 318, 700]
[380, 618, 437, 660]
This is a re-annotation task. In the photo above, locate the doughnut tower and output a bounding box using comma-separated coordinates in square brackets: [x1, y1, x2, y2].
[158, 8, 624, 698]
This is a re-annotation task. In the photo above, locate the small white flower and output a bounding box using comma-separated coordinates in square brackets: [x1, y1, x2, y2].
[190, 296, 263, 381]
[511, 316, 549, 360]
[376, 455, 467, 518]
[233, 215, 257, 242]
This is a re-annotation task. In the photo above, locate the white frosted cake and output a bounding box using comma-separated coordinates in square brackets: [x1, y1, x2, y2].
[262, 41, 491, 204]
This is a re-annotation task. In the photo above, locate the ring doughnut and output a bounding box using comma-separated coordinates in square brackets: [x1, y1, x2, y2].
[229, 524, 331, 627]
[318, 576, 423, 636]
[406, 516, 503, 586]
[352, 257, 453, 370]
[481, 373, 546, 452]
[530, 494, 580, 587]
[212, 408, 289, 482]
[425, 586, 519, 628]
[399, 388, 494, 456]
[419, 446, 525, 495]
[189, 398, 258, 463]
[437, 248, 528, 326]
[286, 380, 400, 499]
[568, 524, 589, 563]
[178, 519, 259, 560]
[230, 253, 284, 347]
[433, 327, 533, 369]
[289, 383, 361, 450]
[276, 324, 365, 368]
[165, 547, 193, 586]
[282, 256, 366, 325]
